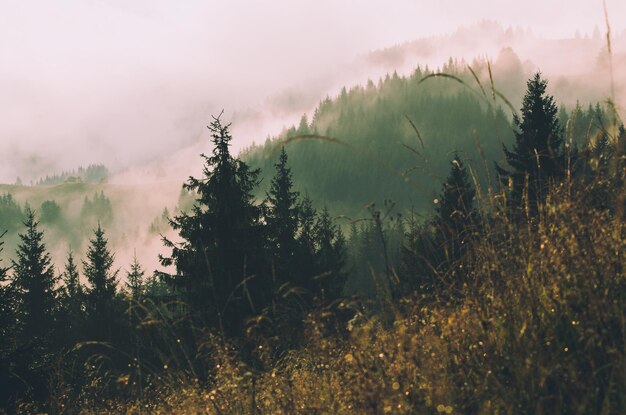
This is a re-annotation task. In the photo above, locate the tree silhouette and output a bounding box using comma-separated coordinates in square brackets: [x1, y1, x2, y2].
[11, 209, 58, 343]
[433, 155, 479, 264]
[265, 147, 300, 286]
[0, 231, 14, 351]
[83, 224, 118, 339]
[125, 252, 145, 301]
[160, 114, 268, 335]
[313, 207, 347, 302]
[60, 249, 83, 339]
[4, 211, 59, 415]
[400, 156, 478, 297]
[496, 72, 565, 212]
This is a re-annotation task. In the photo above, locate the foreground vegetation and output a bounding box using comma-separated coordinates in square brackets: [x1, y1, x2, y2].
[0, 70, 624, 414]
[60, 181, 625, 415]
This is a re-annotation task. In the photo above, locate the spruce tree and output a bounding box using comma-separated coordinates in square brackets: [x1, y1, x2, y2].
[159, 114, 268, 334]
[62, 251, 81, 301]
[495, 72, 565, 211]
[434, 156, 479, 262]
[83, 224, 118, 339]
[400, 157, 478, 297]
[60, 249, 83, 337]
[6, 213, 62, 411]
[11, 209, 58, 343]
[265, 147, 300, 285]
[0, 231, 14, 351]
[125, 252, 145, 301]
[313, 207, 347, 302]
[262, 149, 308, 346]
[296, 196, 317, 263]
[124, 253, 145, 346]
[293, 195, 318, 293]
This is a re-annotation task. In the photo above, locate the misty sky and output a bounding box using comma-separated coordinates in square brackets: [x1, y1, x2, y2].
[2, 0, 625, 183]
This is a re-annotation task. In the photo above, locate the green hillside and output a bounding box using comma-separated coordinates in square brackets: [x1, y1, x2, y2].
[243, 62, 516, 219]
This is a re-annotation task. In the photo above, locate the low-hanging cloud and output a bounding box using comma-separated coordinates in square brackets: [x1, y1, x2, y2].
[2, 0, 626, 183]
[2, 0, 626, 280]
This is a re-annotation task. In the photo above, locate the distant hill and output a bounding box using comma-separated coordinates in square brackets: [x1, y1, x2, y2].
[242, 48, 614, 221]
[35, 164, 109, 186]
[0, 179, 183, 275]
[242, 61, 516, 220]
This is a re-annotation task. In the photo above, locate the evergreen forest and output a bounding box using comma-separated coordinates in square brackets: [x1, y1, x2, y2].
[0, 62, 624, 414]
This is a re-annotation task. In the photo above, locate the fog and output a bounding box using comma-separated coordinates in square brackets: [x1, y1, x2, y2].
[2, 0, 626, 184]
[2, 1, 626, 276]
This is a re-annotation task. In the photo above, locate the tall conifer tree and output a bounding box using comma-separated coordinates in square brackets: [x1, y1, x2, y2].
[496, 72, 565, 211]
[60, 249, 83, 337]
[434, 156, 478, 261]
[293, 195, 319, 293]
[11, 209, 57, 343]
[313, 207, 347, 302]
[265, 147, 300, 284]
[0, 232, 14, 350]
[125, 252, 145, 301]
[160, 114, 268, 334]
[83, 224, 118, 339]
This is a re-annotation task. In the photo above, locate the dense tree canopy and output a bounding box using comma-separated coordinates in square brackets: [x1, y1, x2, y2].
[243, 62, 514, 219]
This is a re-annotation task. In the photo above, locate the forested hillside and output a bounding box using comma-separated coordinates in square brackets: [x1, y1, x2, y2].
[0, 65, 623, 414]
[3, 0, 626, 412]
[243, 60, 609, 219]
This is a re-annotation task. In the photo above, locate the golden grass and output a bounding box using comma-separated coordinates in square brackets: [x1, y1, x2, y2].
[62, 183, 625, 415]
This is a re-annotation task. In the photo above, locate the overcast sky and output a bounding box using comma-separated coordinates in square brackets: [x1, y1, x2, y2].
[1, 0, 625, 183]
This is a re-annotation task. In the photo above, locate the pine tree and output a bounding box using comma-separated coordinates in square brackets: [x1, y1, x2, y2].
[292, 195, 318, 293]
[400, 157, 478, 297]
[125, 252, 145, 301]
[83, 224, 118, 339]
[124, 252, 146, 351]
[265, 147, 300, 284]
[496, 72, 565, 211]
[11, 209, 58, 343]
[60, 249, 83, 336]
[433, 156, 479, 263]
[0, 231, 14, 351]
[313, 207, 347, 302]
[296, 196, 317, 259]
[159, 114, 268, 334]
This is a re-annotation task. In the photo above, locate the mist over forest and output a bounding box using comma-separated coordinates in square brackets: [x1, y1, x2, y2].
[1, 2, 625, 413]
[2, 21, 625, 274]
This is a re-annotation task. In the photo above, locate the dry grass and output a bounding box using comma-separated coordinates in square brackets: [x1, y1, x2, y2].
[57, 181, 625, 415]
